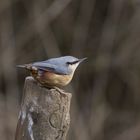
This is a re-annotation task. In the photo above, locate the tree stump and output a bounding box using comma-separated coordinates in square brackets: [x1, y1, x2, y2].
[15, 76, 72, 140]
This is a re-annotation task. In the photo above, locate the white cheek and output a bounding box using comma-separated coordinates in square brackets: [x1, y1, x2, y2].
[73, 63, 79, 69]
[69, 64, 79, 73]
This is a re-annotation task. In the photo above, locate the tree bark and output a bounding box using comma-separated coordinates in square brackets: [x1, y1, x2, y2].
[15, 76, 72, 140]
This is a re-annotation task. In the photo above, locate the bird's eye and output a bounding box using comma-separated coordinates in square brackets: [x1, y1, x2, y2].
[66, 62, 72, 65]
[67, 60, 79, 65]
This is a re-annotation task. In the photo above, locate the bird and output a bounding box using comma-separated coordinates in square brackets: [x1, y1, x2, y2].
[17, 56, 87, 88]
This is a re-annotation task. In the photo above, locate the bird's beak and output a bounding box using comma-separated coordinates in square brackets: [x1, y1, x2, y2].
[78, 57, 87, 63]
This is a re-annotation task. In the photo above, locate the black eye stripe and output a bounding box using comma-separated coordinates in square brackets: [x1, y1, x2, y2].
[67, 60, 79, 65]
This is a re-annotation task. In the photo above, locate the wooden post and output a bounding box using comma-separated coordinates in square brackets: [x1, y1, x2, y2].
[15, 76, 72, 140]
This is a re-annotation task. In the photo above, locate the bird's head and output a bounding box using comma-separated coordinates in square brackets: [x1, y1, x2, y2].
[65, 56, 87, 73]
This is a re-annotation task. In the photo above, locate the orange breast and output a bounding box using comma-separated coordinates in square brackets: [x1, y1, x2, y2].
[34, 71, 73, 87]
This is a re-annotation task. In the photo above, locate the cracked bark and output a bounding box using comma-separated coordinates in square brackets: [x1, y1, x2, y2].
[15, 76, 72, 140]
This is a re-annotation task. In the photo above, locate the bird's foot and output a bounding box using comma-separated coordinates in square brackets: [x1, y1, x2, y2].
[53, 86, 67, 96]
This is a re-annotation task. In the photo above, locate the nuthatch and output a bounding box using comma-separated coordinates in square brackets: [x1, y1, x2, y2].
[17, 56, 87, 87]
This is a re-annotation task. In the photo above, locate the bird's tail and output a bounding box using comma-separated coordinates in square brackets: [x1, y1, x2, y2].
[16, 65, 26, 68]
[16, 64, 32, 70]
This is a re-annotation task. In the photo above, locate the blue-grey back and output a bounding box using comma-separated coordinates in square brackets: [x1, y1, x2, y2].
[32, 56, 77, 75]
[43, 56, 78, 65]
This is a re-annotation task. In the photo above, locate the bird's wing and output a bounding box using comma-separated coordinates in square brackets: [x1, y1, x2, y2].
[32, 62, 71, 75]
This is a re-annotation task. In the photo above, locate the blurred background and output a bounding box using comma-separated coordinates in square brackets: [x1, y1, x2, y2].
[1, 0, 140, 140]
